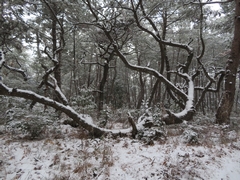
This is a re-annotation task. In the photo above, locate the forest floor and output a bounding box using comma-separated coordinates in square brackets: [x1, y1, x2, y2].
[0, 105, 240, 180]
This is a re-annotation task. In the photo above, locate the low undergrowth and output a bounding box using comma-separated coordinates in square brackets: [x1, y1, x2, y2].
[0, 98, 240, 179]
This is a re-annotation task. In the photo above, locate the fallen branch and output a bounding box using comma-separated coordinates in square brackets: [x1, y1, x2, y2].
[0, 82, 139, 137]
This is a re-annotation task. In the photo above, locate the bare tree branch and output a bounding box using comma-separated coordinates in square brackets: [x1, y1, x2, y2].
[186, 0, 234, 6]
[50, 75, 68, 105]
[42, 0, 65, 54]
[3, 64, 28, 81]
[43, 46, 58, 64]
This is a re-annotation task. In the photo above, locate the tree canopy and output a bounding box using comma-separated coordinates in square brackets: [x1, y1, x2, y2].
[0, 0, 238, 137]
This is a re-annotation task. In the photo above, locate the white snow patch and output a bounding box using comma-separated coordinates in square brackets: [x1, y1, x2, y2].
[79, 114, 93, 124]
[1, 127, 240, 180]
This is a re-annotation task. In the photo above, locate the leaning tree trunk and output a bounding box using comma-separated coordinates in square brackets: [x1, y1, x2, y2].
[216, 0, 240, 124]
[0, 82, 140, 137]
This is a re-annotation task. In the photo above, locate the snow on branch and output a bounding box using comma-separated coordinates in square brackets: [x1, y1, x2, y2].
[38, 64, 59, 89]
[100, 28, 189, 102]
[162, 74, 195, 124]
[185, 0, 233, 6]
[0, 51, 28, 81]
[50, 75, 68, 105]
[0, 81, 149, 137]
[43, 46, 59, 64]
[36, 64, 69, 105]
[195, 70, 225, 92]
[131, 1, 193, 55]
[42, 0, 65, 50]
[0, 82, 100, 135]
[112, 42, 188, 102]
[194, 70, 224, 109]
[3, 64, 28, 81]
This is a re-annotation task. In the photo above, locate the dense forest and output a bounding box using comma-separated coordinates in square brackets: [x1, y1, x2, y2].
[0, 0, 239, 134]
[1, 0, 240, 179]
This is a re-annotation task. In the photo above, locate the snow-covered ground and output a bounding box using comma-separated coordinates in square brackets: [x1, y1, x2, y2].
[0, 122, 240, 180]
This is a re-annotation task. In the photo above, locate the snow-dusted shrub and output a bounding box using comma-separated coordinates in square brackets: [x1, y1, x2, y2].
[226, 130, 237, 140]
[5, 112, 47, 139]
[181, 129, 199, 144]
[6, 107, 30, 120]
[71, 87, 96, 114]
[137, 127, 166, 145]
[136, 102, 167, 144]
[1, 97, 26, 125]
[20, 119, 46, 139]
[193, 113, 216, 125]
[98, 105, 111, 127]
[4, 98, 59, 139]
[138, 102, 165, 125]
[0, 96, 8, 125]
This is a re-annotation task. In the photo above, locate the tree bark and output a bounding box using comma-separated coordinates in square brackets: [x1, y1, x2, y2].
[98, 61, 109, 111]
[216, 0, 240, 124]
[51, 5, 62, 89]
[136, 71, 145, 109]
[136, 53, 145, 109]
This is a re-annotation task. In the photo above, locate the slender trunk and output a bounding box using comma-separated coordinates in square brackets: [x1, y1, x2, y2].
[36, 31, 41, 83]
[111, 60, 117, 108]
[136, 71, 145, 109]
[51, 11, 61, 86]
[125, 67, 131, 108]
[73, 26, 78, 95]
[98, 51, 114, 111]
[50, 4, 62, 104]
[148, 12, 167, 106]
[87, 64, 92, 88]
[136, 53, 145, 109]
[148, 79, 160, 107]
[98, 62, 109, 111]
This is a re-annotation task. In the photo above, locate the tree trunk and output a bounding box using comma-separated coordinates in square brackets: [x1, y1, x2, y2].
[51, 6, 61, 88]
[73, 26, 78, 96]
[162, 76, 195, 124]
[216, 0, 240, 124]
[148, 79, 159, 107]
[136, 71, 145, 109]
[0, 82, 137, 137]
[136, 53, 145, 109]
[98, 61, 109, 112]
